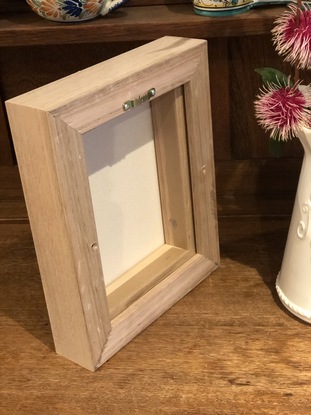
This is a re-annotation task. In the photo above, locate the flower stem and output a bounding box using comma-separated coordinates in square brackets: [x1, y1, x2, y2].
[294, 0, 302, 82]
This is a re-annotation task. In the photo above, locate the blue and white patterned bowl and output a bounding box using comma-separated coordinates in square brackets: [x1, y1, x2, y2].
[193, 0, 291, 16]
[26, 0, 127, 22]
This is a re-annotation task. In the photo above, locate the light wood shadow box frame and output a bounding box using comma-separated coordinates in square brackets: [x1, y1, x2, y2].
[6, 36, 220, 371]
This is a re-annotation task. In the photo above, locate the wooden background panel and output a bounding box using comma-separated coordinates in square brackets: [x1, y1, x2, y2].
[0, 0, 28, 13]
[215, 159, 301, 217]
[0, 98, 14, 166]
[2, 37, 307, 158]
[0, 6, 285, 48]
[0, 42, 143, 164]
[0, 42, 144, 101]
[0, 166, 27, 221]
[208, 38, 231, 161]
[1, 35, 306, 217]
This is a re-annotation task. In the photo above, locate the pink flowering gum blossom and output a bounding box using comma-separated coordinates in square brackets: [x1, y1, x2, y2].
[255, 81, 311, 141]
[272, 3, 311, 70]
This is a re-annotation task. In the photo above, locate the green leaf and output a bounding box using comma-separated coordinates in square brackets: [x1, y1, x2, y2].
[255, 67, 292, 87]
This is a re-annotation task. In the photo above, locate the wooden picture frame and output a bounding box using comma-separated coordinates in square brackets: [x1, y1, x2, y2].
[6, 36, 219, 371]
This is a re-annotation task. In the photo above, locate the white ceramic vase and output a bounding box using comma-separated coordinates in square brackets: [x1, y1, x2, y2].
[276, 126, 311, 323]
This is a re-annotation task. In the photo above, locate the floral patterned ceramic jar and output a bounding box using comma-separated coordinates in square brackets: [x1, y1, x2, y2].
[26, 0, 127, 22]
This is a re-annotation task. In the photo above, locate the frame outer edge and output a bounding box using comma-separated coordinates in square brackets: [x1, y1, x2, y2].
[6, 37, 219, 371]
[6, 102, 111, 371]
[184, 41, 220, 263]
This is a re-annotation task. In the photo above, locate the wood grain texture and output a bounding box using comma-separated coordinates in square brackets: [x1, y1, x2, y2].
[184, 42, 219, 262]
[152, 87, 195, 251]
[215, 159, 302, 217]
[107, 245, 195, 319]
[0, 5, 287, 47]
[0, 98, 14, 166]
[0, 0, 29, 13]
[6, 37, 204, 129]
[0, 155, 302, 223]
[99, 254, 218, 366]
[0, 42, 145, 105]
[0, 166, 27, 222]
[208, 38, 231, 161]
[1, 213, 311, 414]
[0, 12, 302, 166]
[5, 106, 111, 371]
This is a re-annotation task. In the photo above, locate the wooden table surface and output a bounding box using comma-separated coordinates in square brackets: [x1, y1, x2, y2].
[1, 167, 311, 415]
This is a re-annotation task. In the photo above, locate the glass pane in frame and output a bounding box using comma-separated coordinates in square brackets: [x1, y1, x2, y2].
[83, 101, 164, 287]
[89, 86, 197, 319]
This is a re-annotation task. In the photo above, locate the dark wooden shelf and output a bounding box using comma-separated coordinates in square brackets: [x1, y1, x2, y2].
[0, 4, 285, 47]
